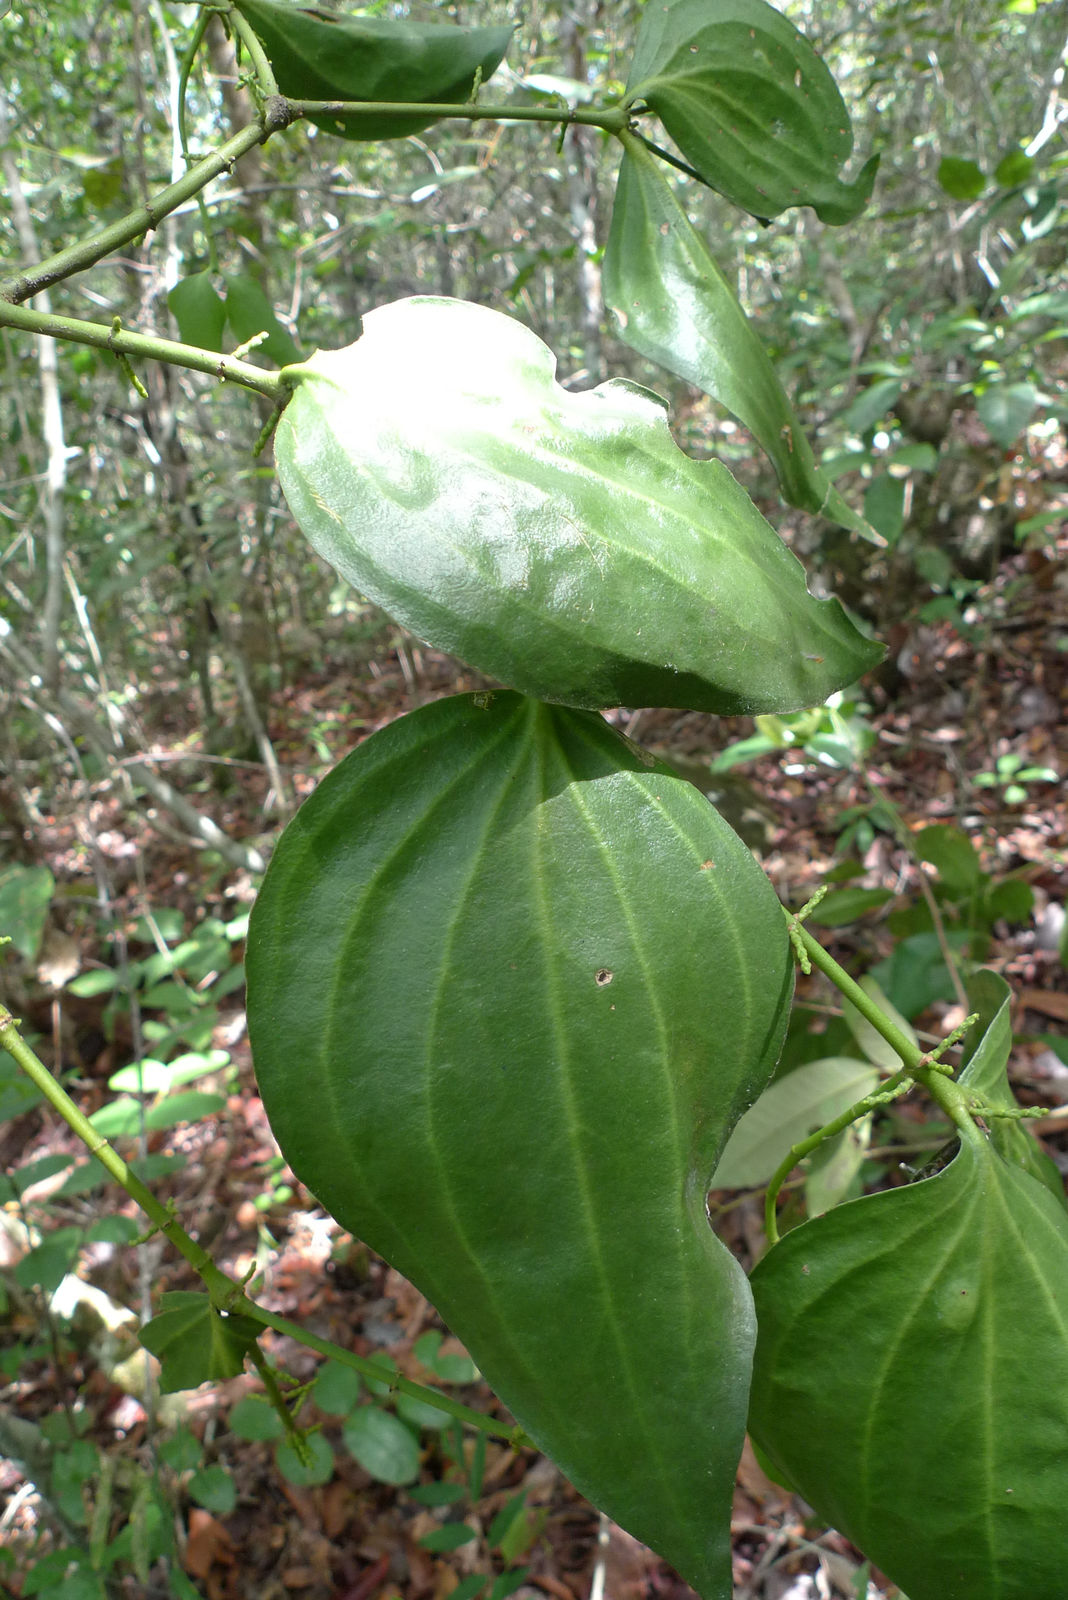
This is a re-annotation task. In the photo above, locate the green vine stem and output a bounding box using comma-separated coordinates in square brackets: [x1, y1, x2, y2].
[0, 300, 290, 403]
[0, 1005, 529, 1448]
[766, 905, 986, 1246]
[284, 98, 629, 134]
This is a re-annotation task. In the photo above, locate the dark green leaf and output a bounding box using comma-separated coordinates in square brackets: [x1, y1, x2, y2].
[223, 274, 301, 368]
[276, 297, 884, 715]
[409, 1480, 467, 1507]
[976, 382, 1038, 446]
[0, 863, 54, 962]
[959, 970, 1064, 1205]
[622, 0, 878, 224]
[232, 0, 512, 141]
[937, 156, 986, 199]
[342, 1407, 421, 1485]
[139, 1292, 261, 1392]
[167, 272, 226, 353]
[862, 472, 906, 543]
[247, 691, 794, 1598]
[994, 149, 1035, 187]
[603, 144, 877, 538]
[982, 878, 1034, 924]
[419, 1523, 478, 1552]
[159, 1428, 202, 1471]
[914, 823, 982, 894]
[750, 1136, 1068, 1600]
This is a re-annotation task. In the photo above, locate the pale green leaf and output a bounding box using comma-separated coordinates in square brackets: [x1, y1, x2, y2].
[276, 297, 884, 715]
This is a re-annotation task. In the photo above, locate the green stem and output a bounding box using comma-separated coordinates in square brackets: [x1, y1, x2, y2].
[229, 7, 281, 98]
[0, 1006, 527, 1447]
[0, 300, 290, 402]
[0, 111, 291, 306]
[764, 909, 984, 1245]
[288, 98, 629, 134]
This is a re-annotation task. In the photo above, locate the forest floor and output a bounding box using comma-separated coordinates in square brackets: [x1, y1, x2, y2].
[1, 533, 1066, 1600]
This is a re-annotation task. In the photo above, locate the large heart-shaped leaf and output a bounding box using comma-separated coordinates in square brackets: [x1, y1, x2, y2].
[749, 1131, 1068, 1600]
[603, 142, 877, 539]
[233, 0, 512, 141]
[622, 0, 878, 224]
[246, 692, 794, 1598]
[275, 297, 883, 714]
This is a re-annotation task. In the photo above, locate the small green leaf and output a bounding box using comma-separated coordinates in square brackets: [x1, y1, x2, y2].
[937, 156, 986, 199]
[806, 886, 893, 927]
[15, 1228, 83, 1295]
[140, 1292, 261, 1392]
[622, 0, 878, 223]
[711, 1058, 877, 1189]
[143, 1090, 226, 1131]
[232, 0, 512, 141]
[312, 1359, 362, 1415]
[409, 1481, 467, 1507]
[603, 142, 877, 538]
[229, 1396, 286, 1441]
[914, 823, 982, 894]
[959, 970, 1065, 1205]
[840, 378, 904, 436]
[187, 1466, 236, 1514]
[995, 149, 1035, 187]
[223, 274, 301, 368]
[275, 1430, 335, 1487]
[168, 272, 226, 353]
[750, 1136, 1068, 1600]
[342, 1406, 421, 1485]
[0, 864, 54, 962]
[85, 1215, 140, 1245]
[975, 382, 1039, 446]
[863, 472, 906, 544]
[276, 297, 884, 715]
[419, 1523, 478, 1552]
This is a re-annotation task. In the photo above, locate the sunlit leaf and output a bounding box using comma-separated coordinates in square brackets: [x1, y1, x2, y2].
[168, 272, 226, 353]
[275, 297, 884, 715]
[603, 144, 878, 538]
[247, 691, 794, 1598]
[622, 0, 878, 223]
[937, 156, 986, 199]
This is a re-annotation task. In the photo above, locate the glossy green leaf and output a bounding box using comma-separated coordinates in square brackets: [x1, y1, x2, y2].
[232, 0, 512, 141]
[223, 274, 301, 368]
[959, 969, 1065, 1206]
[603, 143, 877, 539]
[246, 691, 794, 1597]
[749, 1134, 1068, 1600]
[975, 382, 1038, 446]
[139, 1292, 262, 1392]
[622, 0, 878, 224]
[167, 272, 226, 353]
[275, 297, 884, 715]
[711, 1057, 877, 1189]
